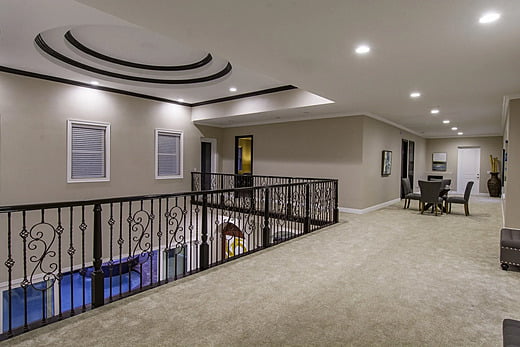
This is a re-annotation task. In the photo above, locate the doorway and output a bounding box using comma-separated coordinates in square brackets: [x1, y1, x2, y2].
[235, 135, 253, 189]
[201, 138, 217, 190]
[401, 139, 415, 197]
[457, 147, 480, 195]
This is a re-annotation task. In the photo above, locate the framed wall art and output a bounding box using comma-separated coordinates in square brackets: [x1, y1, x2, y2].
[381, 150, 392, 176]
[432, 152, 447, 171]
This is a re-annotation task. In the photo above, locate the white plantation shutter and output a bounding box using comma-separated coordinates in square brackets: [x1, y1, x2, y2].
[156, 130, 182, 178]
[68, 120, 110, 182]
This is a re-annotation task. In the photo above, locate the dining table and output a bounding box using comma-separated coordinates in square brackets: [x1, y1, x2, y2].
[424, 184, 451, 212]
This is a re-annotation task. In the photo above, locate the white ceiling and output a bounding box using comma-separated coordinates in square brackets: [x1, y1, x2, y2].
[3, 0, 520, 138]
[0, 0, 288, 104]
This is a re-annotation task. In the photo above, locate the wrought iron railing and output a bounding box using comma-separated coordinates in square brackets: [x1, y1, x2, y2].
[0, 173, 338, 340]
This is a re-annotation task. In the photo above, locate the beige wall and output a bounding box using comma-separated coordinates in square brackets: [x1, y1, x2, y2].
[0, 72, 218, 205]
[426, 137, 503, 193]
[219, 116, 427, 210]
[219, 116, 364, 208]
[504, 99, 520, 229]
[362, 117, 427, 207]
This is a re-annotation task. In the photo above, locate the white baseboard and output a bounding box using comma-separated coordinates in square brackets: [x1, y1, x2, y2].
[339, 198, 401, 214]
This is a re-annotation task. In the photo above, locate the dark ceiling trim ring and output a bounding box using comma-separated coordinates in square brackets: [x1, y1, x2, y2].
[0, 66, 297, 108]
[35, 34, 232, 84]
[65, 30, 213, 71]
[191, 85, 297, 107]
[0, 65, 188, 106]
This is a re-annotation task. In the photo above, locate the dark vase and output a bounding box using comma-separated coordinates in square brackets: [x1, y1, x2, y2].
[487, 172, 501, 197]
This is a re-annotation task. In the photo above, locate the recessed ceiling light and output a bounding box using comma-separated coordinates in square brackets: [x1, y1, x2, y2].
[442, 120, 450, 124]
[177, 98, 184, 102]
[229, 87, 237, 92]
[355, 45, 370, 54]
[458, 132, 464, 135]
[479, 12, 501, 24]
[451, 127, 458, 131]
[90, 81, 99, 85]
[410, 92, 421, 98]
[430, 109, 440, 114]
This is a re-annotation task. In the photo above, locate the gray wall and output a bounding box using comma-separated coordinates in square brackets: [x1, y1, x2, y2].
[0, 72, 216, 205]
[426, 137, 503, 193]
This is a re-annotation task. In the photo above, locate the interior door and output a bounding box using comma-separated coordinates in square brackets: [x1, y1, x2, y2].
[408, 141, 415, 187]
[457, 147, 480, 194]
[201, 141, 212, 190]
[401, 139, 415, 197]
[235, 135, 253, 186]
[401, 140, 408, 198]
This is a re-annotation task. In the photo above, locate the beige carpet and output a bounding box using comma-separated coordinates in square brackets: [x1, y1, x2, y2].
[4, 197, 517, 346]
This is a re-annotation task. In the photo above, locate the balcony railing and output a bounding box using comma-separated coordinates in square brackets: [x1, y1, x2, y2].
[0, 173, 338, 340]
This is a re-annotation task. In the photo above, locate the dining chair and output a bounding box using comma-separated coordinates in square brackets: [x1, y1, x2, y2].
[446, 181, 474, 216]
[401, 177, 421, 209]
[418, 180, 444, 215]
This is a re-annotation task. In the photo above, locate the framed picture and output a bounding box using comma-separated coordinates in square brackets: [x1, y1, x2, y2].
[381, 150, 392, 176]
[432, 152, 447, 171]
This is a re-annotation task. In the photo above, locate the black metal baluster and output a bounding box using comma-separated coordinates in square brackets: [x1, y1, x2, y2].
[165, 198, 170, 282]
[57, 208, 63, 318]
[20, 212, 28, 331]
[108, 203, 114, 301]
[139, 200, 144, 290]
[80, 206, 86, 312]
[40, 210, 46, 323]
[304, 184, 311, 233]
[150, 199, 154, 286]
[183, 196, 187, 276]
[92, 204, 104, 308]
[127, 201, 132, 293]
[209, 193, 214, 266]
[118, 202, 123, 298]
[262, 189, 270, 248]
[158, 199, 162, 284]
[6, 212, 13, 337]
[69, 207, 75, 315]
[191, 197, 196, 271]
[200, 193, 209, 270]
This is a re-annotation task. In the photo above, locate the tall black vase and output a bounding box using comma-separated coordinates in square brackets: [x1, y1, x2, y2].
[487, 172, 501, 197]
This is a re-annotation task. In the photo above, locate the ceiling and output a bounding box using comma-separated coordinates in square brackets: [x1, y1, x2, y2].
[3, 0, 520, 138]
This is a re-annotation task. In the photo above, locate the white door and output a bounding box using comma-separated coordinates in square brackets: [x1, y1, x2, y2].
[457, 147, 480, 195]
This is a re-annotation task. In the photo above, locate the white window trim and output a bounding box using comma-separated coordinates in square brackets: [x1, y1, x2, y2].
[155, 128, 183, 179]
[67, 119, 111, 183]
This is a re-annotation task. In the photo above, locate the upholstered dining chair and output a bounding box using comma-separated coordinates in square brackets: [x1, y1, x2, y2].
[418, 180, 444, 215]
[445, 181, 474, 216]
[401, 177, 421, 209]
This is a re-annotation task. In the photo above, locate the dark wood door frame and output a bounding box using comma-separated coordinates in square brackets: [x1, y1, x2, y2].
[234, 135, 253, 174]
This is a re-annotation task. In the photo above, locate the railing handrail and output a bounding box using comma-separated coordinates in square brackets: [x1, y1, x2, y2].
[0, 175, 338, 213]
[0, 172, 339, 340]
[192, 171, 334, 181]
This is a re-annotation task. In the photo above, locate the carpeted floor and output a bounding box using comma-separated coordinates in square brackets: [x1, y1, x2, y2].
[4, 197, 517, 346]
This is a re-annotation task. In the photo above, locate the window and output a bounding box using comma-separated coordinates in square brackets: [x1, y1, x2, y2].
[155, 129, 183, 179]
[67, 120, 110, 183]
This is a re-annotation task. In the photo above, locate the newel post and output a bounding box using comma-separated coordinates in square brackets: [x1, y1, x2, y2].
[287, 178, 293, 217]
[262, 188, 271, 248]
[304, 184, 311, 233]
[333, 180, 339, 223]
[92, 204, 104, 308]
[200, 193, 209, 270]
